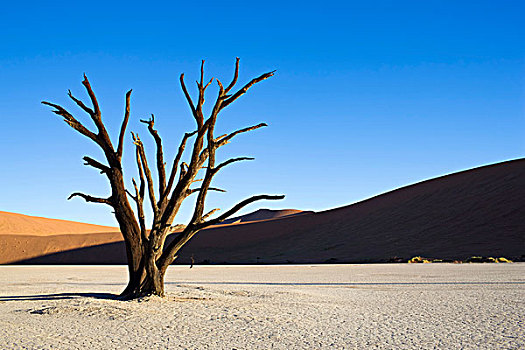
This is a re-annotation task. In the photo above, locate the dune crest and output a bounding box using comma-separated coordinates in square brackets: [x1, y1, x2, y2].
[0, 211, 118, 236]
[221, 209, 313, 224]
[1, 158, 524, 264]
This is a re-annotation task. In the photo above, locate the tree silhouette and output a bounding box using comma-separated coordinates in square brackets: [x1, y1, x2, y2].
[42, 59, 284, 299]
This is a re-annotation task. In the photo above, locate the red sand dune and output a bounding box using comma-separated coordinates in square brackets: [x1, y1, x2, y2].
[1, 158, 524, 264]
[0, 211, 117, 236]
[0, 232, 123, 264]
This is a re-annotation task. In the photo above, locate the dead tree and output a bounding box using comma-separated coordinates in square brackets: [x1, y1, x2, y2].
[42, 59, 284, 299]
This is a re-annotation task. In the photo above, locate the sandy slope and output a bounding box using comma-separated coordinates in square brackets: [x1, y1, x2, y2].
[178, 158, 525, 264]
[0, 211, 117, 236]
[0, 264, 523, 349]
[0, 233, 123, 264]
[0, 210, 304, 264]
[1, 158, 524, 264]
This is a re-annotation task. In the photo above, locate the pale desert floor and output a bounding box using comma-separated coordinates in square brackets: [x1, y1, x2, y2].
[0, 264, 523, 349]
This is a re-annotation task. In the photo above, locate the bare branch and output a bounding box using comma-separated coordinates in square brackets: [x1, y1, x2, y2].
[189, 110, 219, 224]
[199, 60, 205, 87]
[221, 70, 275, 110]
[125, 189, 137, 201]
[177, 163, 187, 183]
[162, 67, 273, 237]
[132, 132, 158, 214]
[202, 208, 220, 222]
[167, 224, 186, 234]
[218, 123, 267, 147]
[41, 101, 98, 143]
[214, 134, 227, 142]
[68, 192, 112, 205]
[130, 178, 147, 242]
[83, 156, 110, 174]
[129, 143, 148, 243]
[67, 90, 94, 116]
[81, 74, 101, 117]
[225, 57, 240, 93]
[180, 73, 200, 126]
[196, 194, 285, 229]
[117, 89, 132, 160]
[164, 131, 197, 201]
[186, 187, 226, 196]
[203, 77, 213, 90]
[195, 124, 266, 171]
[132, 136, 146, 201]
[81, 74, 115, 153]
[158, 194, 285, 271]
[214, 157, 254, 173]
[140, 115, 166, 197]
[195, 60, 209, 127]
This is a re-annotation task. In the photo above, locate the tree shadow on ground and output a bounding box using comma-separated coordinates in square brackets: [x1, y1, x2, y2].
[0, 292, 118, 302]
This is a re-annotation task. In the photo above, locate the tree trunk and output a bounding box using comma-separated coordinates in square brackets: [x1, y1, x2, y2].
[119, 239, 146, 299]
[119, 260, 166, 300]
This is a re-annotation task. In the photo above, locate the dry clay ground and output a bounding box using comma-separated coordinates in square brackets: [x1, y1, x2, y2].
[0, 264, 523, 349]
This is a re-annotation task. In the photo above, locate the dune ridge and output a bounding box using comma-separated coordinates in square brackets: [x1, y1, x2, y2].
[1, 158, 524, 264]
[0, 211, 118, 236]
[221, 209, 313, 224]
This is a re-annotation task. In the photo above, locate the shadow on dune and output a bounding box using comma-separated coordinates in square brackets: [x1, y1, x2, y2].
[14, 241, 128, 264]
[0, 292, 118, 302]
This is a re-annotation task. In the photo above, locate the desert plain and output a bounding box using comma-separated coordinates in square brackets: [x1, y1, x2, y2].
[0, 263, 523, 349]
[0, 160, 523, 349]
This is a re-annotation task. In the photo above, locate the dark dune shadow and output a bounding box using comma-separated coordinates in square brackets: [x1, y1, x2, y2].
[14, 241, 128, 264]
[12, 234, 184, 264]
[0, 292, 118, 302]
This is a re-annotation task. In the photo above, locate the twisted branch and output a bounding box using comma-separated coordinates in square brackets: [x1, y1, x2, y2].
[117, 89, 132, 160]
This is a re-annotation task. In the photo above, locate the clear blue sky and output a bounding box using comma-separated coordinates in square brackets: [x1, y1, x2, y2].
[1, 1, 523, 226]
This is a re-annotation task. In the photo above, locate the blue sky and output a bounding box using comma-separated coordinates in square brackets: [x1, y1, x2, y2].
[1, 1, 523, 226]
